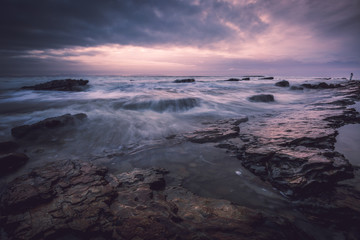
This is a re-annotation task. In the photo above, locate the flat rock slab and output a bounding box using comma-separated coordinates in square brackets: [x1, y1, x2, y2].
[0, 160, 310, 240]
[21, 79, 89, 91]
[185, 117, 248, 143]
[11, 113, 87, 139]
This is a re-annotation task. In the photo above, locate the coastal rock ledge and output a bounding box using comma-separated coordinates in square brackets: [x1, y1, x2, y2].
[21, 79, 89, 91]
[0, 160, 310, 240]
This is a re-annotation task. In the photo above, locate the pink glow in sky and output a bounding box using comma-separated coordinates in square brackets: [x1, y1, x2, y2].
[1, 0, 359, 76]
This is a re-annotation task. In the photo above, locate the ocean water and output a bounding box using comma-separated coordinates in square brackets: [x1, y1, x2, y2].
[0, 76, 355, 209]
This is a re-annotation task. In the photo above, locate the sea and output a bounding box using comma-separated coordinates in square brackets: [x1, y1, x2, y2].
[0, 75, 359, 239]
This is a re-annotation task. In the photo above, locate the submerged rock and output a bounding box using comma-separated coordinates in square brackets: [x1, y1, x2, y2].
[275, 80, 290, 87]
[0, 153, 28, 176]
[21, 79, 89, 91]
[173, 78, 195, 83]
[0, 160, 311, 240]
[11, 113, 87, 139]
[248, 94, 275, 102]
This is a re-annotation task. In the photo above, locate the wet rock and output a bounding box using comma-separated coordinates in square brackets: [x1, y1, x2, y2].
[248, 94, 275, 102]
[325, 108, 360, 128]
[11, 113, 87, 139]
[185, 118, 248, 143]
[21, 79, 89, 91]
[242, 77, 250, 80]
[290, 86, 304, 90]
[173, 78, 195, 83]
[238, 149, 353, 198]
[0, 160, 311, 240]
[275, 80, 290, 87]
[260, 77, 274, 80]
[0, 141, 19, 154]
[0, 153, 29, 176]
[301, 82, 342, 89]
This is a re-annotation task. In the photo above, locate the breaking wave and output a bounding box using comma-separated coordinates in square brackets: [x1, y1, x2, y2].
[113, 97, 200, 112]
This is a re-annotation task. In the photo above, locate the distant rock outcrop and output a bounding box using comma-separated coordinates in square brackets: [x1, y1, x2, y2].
[225, 78, 240, 81]
[21, 79, 89, 91]
[275, 80, 290, 87]
[173, 78, 195, 83]
[11, 113, 87, 139]
[248, 94, 275, 102]
[301, 82, 342, 89]
[260, 77, 274, 80]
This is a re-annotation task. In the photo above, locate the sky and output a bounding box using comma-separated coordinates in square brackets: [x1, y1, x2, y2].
[0, 0, 359, 77]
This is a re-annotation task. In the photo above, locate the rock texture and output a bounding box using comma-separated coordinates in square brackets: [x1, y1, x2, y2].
[185, 118, 248, 143]
[0, 160, 310, 240]
[11, 113, 87, 139]
[21, 79, 89, 91]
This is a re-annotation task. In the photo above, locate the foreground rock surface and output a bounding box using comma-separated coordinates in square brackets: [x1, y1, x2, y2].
[21, 79, 89, 91]
[11, 113, 87, 139]
[0, 160, 310, 240]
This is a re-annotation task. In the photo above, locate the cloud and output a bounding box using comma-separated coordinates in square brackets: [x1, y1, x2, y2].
[0, 0, 267, 51]
[0, 0, 359, 76]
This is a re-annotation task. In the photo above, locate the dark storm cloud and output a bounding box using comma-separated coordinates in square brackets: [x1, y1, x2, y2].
[0, 0, 267, 52]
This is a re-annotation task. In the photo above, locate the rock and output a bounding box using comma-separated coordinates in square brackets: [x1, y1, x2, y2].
[11, 113, 87, 139]
[225, 78, 240, 81]
[0, 153, 29, 176]
[242, 77, 250, 80]
[290, 86, 304, 90]
[21, 79, 89, 91]
[0, 141, 19, 154]
[0, 160, 311, 240]
[260, 77, 274, 80]
[275, 80, 290, 87]
[301, 82, 342, 89]
[173, 78, 195, 83]
[248, 94, 275, 102]
[185, 118, 248, 143]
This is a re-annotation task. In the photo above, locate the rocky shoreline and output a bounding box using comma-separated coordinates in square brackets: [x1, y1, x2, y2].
[1, 79, 360, 239]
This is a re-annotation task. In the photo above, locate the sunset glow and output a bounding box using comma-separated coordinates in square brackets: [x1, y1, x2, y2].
[1, 0, 359, 76]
